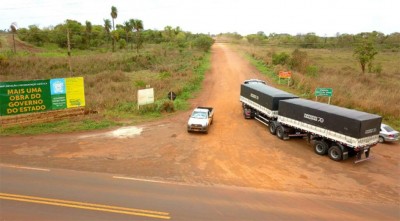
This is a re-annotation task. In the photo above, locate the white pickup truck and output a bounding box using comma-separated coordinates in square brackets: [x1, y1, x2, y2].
[187, 107, 214, 133]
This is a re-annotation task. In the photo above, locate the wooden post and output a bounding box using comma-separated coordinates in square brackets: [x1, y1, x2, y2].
[12, 34, 16, 53]
[67, 28, 72, 75]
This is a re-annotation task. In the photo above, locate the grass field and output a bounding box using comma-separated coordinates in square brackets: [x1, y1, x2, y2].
[238, 44, 400, 130]
[0, 34, 211, 135]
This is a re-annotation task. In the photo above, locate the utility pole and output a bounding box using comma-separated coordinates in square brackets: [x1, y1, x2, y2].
[67, 28, 72, 75]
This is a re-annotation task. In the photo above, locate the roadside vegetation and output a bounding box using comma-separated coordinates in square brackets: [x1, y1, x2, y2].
[218, 32, 400, 129]
[0, 6, 213, 135]
[1, 10, 399, 133]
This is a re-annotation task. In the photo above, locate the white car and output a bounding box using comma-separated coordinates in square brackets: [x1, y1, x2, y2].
[379, 124, 399, 143]
[187, 107, 214, 133]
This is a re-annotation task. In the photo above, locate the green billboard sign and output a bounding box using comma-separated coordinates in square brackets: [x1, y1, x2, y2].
[0, 80, 52, 116]
[0, 77, 85, 116]
[315, 88, 333, 97]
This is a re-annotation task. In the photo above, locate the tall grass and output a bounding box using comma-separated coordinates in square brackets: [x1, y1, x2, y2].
[0, 42, 211, 134]
[238, 44, 400, 129]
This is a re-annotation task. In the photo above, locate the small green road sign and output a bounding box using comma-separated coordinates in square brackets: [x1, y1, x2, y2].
[315, 88, 333, 97]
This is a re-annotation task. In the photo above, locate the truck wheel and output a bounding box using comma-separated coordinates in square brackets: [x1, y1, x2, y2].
[328, 146, 343, 161]
[314, 140, 328, 155]
[276, 126, 285, 140]
[269, 122, 277, 135]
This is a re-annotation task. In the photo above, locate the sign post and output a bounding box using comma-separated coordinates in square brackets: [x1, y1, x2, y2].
[137, 88, 154, 109]
[315, 88, 333, 104]
[167, 91, 176, 101]
[278, 71, 292, 86]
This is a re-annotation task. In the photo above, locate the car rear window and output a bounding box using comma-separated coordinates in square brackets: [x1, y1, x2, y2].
[383, 125, 394, 132]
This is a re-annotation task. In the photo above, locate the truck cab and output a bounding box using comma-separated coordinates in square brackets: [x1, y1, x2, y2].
[187, 107, 214, 133]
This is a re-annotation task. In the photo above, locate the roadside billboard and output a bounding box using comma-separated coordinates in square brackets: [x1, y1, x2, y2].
[0, 77, 85, 116]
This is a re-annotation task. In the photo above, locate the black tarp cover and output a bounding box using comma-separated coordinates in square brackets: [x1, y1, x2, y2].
[279, 99, 382, 138]
[240, 84, 298, 110]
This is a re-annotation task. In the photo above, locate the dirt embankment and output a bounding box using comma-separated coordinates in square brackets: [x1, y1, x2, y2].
[3, 34, 42, 53]
[1, 43, 399, 206]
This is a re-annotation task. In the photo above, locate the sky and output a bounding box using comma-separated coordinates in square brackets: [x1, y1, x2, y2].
[1, 0, 399, 36]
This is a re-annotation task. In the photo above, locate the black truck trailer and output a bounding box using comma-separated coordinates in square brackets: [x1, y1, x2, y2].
[240, 80, 382, 163]
[239, 83, 298, 131]
[276, 98, 382, 162]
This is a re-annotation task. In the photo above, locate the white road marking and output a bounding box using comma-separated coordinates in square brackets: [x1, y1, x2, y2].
[0, 164, 50, 172]
[112, 176, 194, 186]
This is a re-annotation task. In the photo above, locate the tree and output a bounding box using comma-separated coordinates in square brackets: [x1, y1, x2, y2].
[131, 19, 144, 53]
[103, 19, 111, 44]
[10, 22, 17, 53]
[193, 34, 213, 52]
[110, 6, 118, 30]
[110, 6, 118, 52]
[85, 21, 92, 48]
[354, 41, 378, 73]
[123, 21, 132, 46]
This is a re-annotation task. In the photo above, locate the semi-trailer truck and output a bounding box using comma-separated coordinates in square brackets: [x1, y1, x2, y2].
[240, 81, 382, 163]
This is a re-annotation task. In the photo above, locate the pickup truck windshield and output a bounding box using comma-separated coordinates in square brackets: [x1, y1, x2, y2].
[192, 112, 208, 119]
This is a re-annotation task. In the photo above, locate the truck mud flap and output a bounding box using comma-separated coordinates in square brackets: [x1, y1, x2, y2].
[354, 148, 373, 164]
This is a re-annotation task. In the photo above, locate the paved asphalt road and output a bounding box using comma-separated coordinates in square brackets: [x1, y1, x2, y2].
[0, 164, 398, 221]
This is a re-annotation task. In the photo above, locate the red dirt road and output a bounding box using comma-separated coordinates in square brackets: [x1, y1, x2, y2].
[1, 43, 399, 208]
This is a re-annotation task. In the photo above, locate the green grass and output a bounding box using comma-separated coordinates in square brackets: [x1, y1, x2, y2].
[239, 44, 400, 131]
[0, 118, 119, 136]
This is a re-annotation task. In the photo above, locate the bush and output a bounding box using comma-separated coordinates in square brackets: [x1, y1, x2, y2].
[193, 35, 213, 52]
[118, 39, 126, 49]
[158, 99, 175, 112]
[290, 49, 308, 72]
[306, 65, 318, 77]
[0, 53, 10, 68]
[272, 52, 290, 65]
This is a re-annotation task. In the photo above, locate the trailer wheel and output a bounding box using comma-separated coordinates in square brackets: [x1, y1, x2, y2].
[314, 140, 328, 155]
[269, 122, 277, 135]
[276, 126, 285, 140]
[328, 146, 343, 161]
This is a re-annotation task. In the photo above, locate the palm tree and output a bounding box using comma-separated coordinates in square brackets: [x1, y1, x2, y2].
[123, 21, 132, 47]
[104, 19, 111, 43]
[110, 6, 118, 52]
[10, 22, 17, 53]
[110, 6, 118, 30]
[131, 19, 144, 53]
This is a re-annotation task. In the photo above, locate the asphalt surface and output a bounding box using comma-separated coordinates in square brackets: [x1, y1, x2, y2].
[1, 164, 399, 221]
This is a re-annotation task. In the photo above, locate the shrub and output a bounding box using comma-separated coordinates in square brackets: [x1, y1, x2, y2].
[193, 35, 213, 52]
[306, 65, 318, 77]
[372, 63, 382, 74]
[118, 39, 127, 49]
[272, 52, 290, 65]
[290, 49, 308, 72]
[158, 99, 175, 112]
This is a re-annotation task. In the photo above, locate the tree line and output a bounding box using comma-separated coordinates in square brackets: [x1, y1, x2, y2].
[242, 31, 400, 50]
[13, 6, 213, 53]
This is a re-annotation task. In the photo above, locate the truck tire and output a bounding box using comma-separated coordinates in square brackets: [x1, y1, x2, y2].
[314, 140, 328, 155]
[269, 122, 277, 135]
[276, 126, 285, 140]
[328, 146, 343, 161]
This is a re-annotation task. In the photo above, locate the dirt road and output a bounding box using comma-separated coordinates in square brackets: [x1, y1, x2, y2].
[1, 43, 399, 207]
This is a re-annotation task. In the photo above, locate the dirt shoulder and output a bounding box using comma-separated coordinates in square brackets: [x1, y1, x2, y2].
[1, 43, 399, 206]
